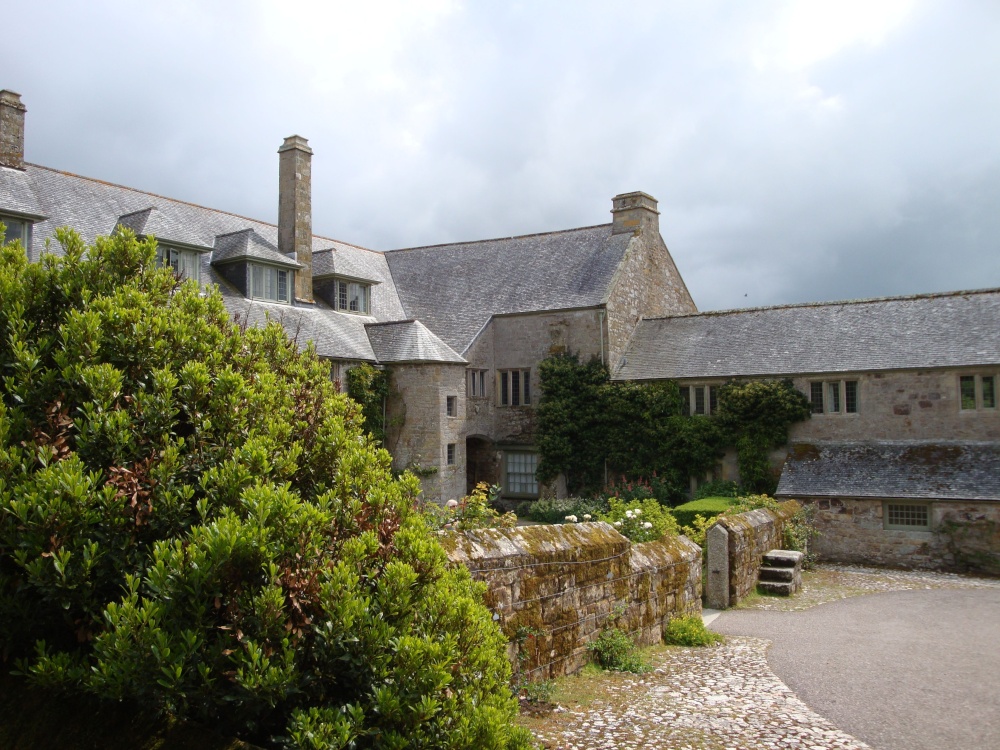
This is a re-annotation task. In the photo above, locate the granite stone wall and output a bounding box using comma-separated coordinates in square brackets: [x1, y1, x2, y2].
[803, 497, 1000, 574]
[443, 522, 702, 680]
[705, 501, 800, 609]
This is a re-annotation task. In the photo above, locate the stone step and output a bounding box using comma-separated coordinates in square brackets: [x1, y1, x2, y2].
[758, 566, 796, 582]
[758, 580, 795, 596]
[762, 550, 804, 568]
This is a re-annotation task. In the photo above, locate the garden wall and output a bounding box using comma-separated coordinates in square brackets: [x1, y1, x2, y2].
[442, 522, 702, 681]
[705, 500, 800, 609]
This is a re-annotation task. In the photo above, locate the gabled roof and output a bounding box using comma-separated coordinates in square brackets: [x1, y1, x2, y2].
[365, 320, 466, 364]
[212, 228, 302, 268]
[116, 206, 212, 250]
[384, 225, 632, 353]
[615, 288, 1000, 381]
[776, 442, 1000, 502]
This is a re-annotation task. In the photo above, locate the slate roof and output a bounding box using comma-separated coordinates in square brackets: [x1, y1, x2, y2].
[615, 288, 1000, 381]
[365, 320, 466, 364]
[776, 442, 1000, 502]
[212, 228, 302, 269]
[384, 225, 632, 353]
[0, 163, 405, 322]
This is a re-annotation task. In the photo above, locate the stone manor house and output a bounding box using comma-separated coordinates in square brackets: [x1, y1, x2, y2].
[2, 90, 998, 571]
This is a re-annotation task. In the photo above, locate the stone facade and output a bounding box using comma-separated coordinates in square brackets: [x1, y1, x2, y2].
[442, 522, 702, 680]
[0, 91, 26, 171]
[384, 362, 468, 502]
[277, 135, 314, 303]
[803, 497, 1000, 574]
[705, 501, 800, 609]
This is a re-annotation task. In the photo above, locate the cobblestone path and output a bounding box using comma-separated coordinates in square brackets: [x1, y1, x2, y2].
[521, 565, 999, 749]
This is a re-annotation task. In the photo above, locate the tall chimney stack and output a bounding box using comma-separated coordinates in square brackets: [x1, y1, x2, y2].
[0, 90, 27, 171]
[611, 191, 659, 236]
[278, 135, 313, 303]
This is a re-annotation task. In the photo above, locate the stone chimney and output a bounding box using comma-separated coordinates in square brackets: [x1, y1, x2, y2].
[0, 90, 27, 170]
[611, 191, 659, 236]
[278, 135, 313, 303]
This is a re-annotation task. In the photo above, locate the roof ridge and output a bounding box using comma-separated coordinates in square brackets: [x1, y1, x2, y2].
[640, 286, 1000, 322]
[27, 163, 379, 253]
[383, 223, 613, 254]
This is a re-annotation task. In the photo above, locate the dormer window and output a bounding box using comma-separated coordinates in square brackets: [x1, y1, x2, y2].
[1, 215, 32, 249]
[250, 263, 291, 304]
[156, 245, 201, 283]
[335, 279, 370, 314]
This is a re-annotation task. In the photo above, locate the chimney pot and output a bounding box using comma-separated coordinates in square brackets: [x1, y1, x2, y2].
[0, 90, 27, 170]
[278, 135, 313, 302]
[611, 191, 659, 236]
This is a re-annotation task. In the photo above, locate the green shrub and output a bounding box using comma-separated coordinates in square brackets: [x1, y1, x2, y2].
[693, 479, 740, 500]
[421, 482, 517, 531]
[598, 498, 678, 543]
[671, 496, 735, 529]
[520, 496, 607, 524]
[678, 514, 715, 547]
[0, 230, 532, 750]
[664, 616, 723, 647]
[586, 626, 648, 673]
[602, 475, 682, 506]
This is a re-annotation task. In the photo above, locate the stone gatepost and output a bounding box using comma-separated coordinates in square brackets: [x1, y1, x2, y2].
[705, 523, 730, 609]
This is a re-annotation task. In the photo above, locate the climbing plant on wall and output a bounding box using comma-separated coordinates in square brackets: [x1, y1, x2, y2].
[345, 361, 389, 445]
[536, 354, 810, 498]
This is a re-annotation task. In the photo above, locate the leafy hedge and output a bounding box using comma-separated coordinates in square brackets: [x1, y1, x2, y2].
[0, 229, 531, 750]
[670, 497, 735, 529]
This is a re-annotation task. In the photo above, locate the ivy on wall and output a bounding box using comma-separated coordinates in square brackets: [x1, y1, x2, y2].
[345, 362, 389, 444]
[536, 354, 811, 498]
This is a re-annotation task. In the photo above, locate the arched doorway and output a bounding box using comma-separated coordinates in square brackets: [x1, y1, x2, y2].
[465, 435, 500, 495]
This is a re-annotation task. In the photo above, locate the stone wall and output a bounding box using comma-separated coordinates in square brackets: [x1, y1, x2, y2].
[443, 522, 702, 681]
[384, 361, 467, 502]
[803, 497, 1000, 574]
[705, 501, 800, 609]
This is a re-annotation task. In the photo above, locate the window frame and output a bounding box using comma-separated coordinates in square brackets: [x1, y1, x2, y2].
[248, 262, 291, 304]
[446, 443, 456, 466]
[0, 214, 32, 250]
[332, 278, 371, 315]
[959, 374, 997, 411]
[808, 379, 859, 415]
[498, 369, 531, 407]
[503, 450, 539, 498]
[467, 369, 488, 399]
[683, 384, 720, 416]
[446, 395, 458, 417]
[156, 244, 202, 284]
[883, 501, 931, 531]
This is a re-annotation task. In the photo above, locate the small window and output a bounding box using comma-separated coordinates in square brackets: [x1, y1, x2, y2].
[845, 380, 858, 413]
[446, 395, 457, 417]
[467, 369, 487, 398]
[0, 216, 31, 249]
[884, 502, 930, 531]
[693, 386, 706, 415]
[709, 386, 719, 414]
[446, 443, 456, 465]
[249, 263, 290, 303]
[810, 382, 824, 414]
[960, 376, 977, 410]
[984, 376, 997, 409]
[505, 451, 538, 496]
[684, 384, 720, 415]
[157, 245, 201, 284]
[334, 279, 371, 314]
[498, 369, 530, 406]
[827, 382, 841, 413]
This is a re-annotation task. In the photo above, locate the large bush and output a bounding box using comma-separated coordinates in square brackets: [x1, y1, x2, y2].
[0, 229, 531, 749]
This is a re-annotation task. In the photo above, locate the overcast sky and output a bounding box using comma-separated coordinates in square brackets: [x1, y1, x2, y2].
[4, 0, 998, 311]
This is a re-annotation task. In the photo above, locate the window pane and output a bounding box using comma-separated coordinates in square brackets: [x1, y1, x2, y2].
[827, 382, 840, 413]
[522, 370, 530, 405]
[709, 386, 718, 414]
[2, 218, 26, 245]
[506, 452, 538, 495]
[500, 372, 509, 405]
[252, 265, 264, 297]
[681, 387, 691, 415]
[886, 503, 929, 529]
[845, 381, 858, 413]
[511, 371, 521, 406]
[810, 383, 824, 414]
[468, 371, 476, 397]
[960, 376, 976, 410]
[479, 371, 485, 398]
[338, 281, 348, 310]
[447, 444, 456, 465]
[983, 376, 996, 409]
[694, 386, 705, 415]
[277, 270, 288, 302]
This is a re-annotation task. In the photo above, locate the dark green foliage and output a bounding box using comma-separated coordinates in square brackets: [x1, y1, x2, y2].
[586, 625, 648, 673]
[693, 480, 739, 500]
[536, 354, 724, 498]
[670, 497, 735, 529]
[664, 616, 723, 647]
[345, 362, 388, 445]
[0, 230, 532, 750]
[715, 380, 811, 495]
